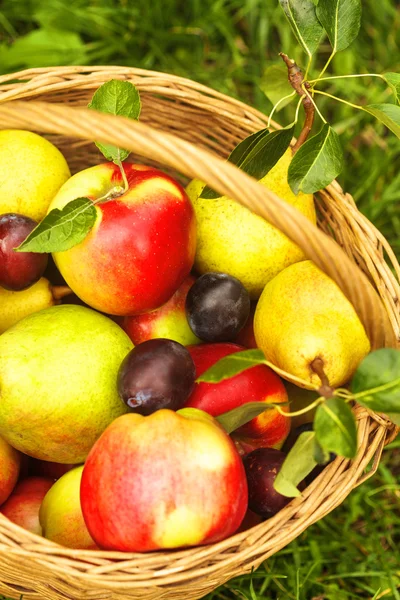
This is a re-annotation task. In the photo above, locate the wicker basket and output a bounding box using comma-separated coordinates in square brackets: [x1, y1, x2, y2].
[0, 66, 399, 600]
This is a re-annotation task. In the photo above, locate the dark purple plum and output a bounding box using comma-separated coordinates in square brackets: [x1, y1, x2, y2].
[185, 272, 250, 342]
[0, 213, 48, 291]
[243, 448, 290, 518]
[117, 338, 196, 415]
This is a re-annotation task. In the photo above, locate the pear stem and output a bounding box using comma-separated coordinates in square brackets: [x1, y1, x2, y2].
[52, 286, 73, 301]
[310, 357, 335, 399]
[280, 53, 315, 153]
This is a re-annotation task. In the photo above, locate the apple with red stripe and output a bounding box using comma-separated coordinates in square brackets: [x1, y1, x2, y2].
[185, 343, 290, 452]
[48, 163, 196, 316]
[1, 477, 53, 535]
[123, 275, 201, 346]
[80, 408, 248, 552]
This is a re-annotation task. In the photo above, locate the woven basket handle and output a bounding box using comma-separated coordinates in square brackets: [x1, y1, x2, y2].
[0, 101, 396, 349]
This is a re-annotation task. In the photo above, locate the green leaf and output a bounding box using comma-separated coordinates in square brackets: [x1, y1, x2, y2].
[200, 127, 294, 199]
[363, 104, 400, 139]
[16, 198, 97, 253]
[383, 73, 400, 104]
[314, 398, 357, 459]
[288, 123, 344, 194]
[200, 129, 267, 199]
[313, 438, 331, 465]
[316, 0, 361, 53]
[240, 127, 295, 180]
[261, 65, 294, 108]
[196, 349, 266, 383]
[228, 129, 269, 167]
[216, 402, 275, 435]
[88, 79, 141, 162]
[274, 431, 318, 497]
[279, 0, 324, 57]
[350, 348, 400, 413]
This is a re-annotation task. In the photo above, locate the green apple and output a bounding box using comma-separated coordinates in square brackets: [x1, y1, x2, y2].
[0, 130, 70, 221]
[40, 466, 97, 549]
[0, 304, 132, 463]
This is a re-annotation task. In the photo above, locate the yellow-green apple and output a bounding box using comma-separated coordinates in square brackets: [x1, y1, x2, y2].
[80, 408, 248, 552]
[0, 304, 132, 463]
[0, 436, 21, 506]
[1, 477, 53, 535]
[40, 466, 97, 549]
[123, 275, 201, 346]
[0, 130, 70, 221]
[185, 343, 290, 452]
[49, 163, 196, 316]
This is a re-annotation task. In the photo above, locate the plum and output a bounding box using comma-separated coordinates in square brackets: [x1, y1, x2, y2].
[243, 448, 290, 518]
[117, 338, 196, 415]
[0, 213, 47, 291]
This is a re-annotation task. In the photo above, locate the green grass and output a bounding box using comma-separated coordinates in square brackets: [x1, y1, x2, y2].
[0, 2, 399, 598]
[206, 440, 400, 600]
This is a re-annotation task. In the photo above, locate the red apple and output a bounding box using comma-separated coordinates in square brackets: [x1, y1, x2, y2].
[1, 477, 53, 535]
[0, 436, 21, 506]
[49, 163, 196, 316]
[80, 409, 248, 552]
[123, 276, 201, 346]
[185, 343, 290, 449]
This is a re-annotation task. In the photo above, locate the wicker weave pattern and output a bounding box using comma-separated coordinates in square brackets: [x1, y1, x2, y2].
[0, 67, 398, 600]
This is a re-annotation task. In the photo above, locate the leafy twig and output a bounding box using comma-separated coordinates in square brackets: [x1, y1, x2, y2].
[279, 52, 315, 152]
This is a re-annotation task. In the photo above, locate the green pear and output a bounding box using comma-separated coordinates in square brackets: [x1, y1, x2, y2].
[254, 261, 371, 389]
[0, 277, 71, 334]
[0, 130, 70, 221]
[39, 466, 97, 549]
[186, 149, 316, 299]
[0, 304, 132, 463]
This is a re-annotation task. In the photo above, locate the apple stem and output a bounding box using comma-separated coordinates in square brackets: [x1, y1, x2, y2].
[115, 158, 129, 194]
[280, 53, 315, 153]
[52, 285, 73, 301]
[310, 357, 335, 399]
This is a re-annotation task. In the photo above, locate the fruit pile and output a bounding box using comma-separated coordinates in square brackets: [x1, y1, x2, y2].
[0, 101, 383, 554]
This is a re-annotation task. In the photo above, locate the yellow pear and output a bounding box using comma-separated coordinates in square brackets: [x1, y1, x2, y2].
[0, 130, 71, 221]
[254, 261, 371, 389]
[0, 277, 71, 334]
[186, 148, 316, 299]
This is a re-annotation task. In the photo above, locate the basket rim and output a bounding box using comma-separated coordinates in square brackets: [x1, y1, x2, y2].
[0, 66, 398, 598]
